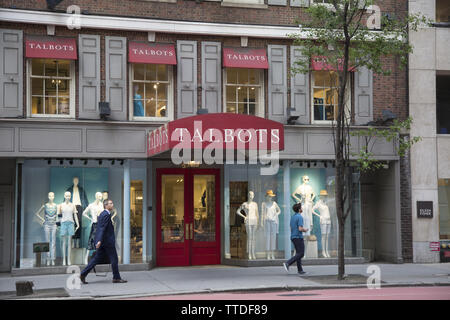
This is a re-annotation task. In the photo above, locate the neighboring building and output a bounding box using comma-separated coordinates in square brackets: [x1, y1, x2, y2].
[409, 0, 450, 263]
[0, 0, 411, 273]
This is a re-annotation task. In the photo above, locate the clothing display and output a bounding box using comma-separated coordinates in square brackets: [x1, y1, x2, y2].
[236, 191, 259, 260]
[60, 221, 75, 237]
[292, 176, 316, 236]
[43, 203, 58, 225]
[66, 183, 88, 241]
[60, 202, 77, 223]
[87, 222, 98, 250]
[44, 223, 57, 261]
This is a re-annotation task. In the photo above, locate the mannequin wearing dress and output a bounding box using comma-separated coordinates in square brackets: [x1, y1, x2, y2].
[35, 192, 58, 266]
[292, 175, 316, 236]
[312, 190, 332, 258]
[83, 192, 105, 264]
[236, 191, 259, 260]
[65, 177, 88, 248]
[260, 190, 281, 260]
[58, 191, 79, 266]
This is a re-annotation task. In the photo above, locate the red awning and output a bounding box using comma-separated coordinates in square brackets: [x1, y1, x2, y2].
[311, 56, 355, 72]
[129, 42, 176, 65]
[223, 48, 268, 69]
[147, 113, 284, 157]
[25, 37, 77, 60]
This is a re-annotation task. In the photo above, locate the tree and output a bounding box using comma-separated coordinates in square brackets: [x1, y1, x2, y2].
[290, 0, 428, 279]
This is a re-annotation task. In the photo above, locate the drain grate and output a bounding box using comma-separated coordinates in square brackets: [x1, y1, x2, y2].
[278, 293, 319, 297]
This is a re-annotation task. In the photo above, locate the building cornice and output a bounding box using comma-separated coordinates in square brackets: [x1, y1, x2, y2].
[0, 8, 301, 39]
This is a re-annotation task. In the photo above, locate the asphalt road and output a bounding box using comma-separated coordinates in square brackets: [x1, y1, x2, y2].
[126, 286, 450, 300]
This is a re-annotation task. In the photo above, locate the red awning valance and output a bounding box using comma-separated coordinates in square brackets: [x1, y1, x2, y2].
[311, 56, 355, 72]
[148, 113, 284, 157]
[129, 42, 176, 65]
[25, 37, 77, 60]
[223, 48, 268, 69]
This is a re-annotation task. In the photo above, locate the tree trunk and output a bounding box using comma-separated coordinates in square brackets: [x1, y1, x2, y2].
[338, 217, 346, 280]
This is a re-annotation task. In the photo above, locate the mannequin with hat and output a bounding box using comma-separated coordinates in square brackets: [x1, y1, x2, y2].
[313, 190, 332, 258]
[261, 190, 281, 260]
[236, 191, 259, 260]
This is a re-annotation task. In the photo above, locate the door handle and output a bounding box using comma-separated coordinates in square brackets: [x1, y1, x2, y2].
[190, 222, 194, 240]
[185, 223, 189, 240]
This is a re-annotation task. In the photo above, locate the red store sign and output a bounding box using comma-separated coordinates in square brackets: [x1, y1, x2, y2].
[223, 48, 268, 69]
[128, 42, 177, 65]
[147, 113, 284, 157]
[25, 37, 78, 60]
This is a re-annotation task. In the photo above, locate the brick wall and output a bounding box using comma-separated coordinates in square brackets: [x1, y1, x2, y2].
[0, 0, 407, 27]
[0, 21, 409, 122]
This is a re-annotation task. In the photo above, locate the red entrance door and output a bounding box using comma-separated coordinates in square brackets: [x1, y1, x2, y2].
[156, 168, 221, 266]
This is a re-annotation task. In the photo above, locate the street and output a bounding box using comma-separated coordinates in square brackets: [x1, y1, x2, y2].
[127, 286, 450, 300]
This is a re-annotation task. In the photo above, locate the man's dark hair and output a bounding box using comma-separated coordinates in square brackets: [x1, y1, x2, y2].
[103, 199, 112, 208]
[293, 203, 302, 213]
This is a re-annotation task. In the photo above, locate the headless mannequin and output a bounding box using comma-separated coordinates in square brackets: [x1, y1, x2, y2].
[260, 192, 281, 260]
[35, 192, 58, 266]
[83, 192, 104, 264]
[58, 191, 79, 266]
[312, 194, 331, 258]
[236, 191, 259, 260]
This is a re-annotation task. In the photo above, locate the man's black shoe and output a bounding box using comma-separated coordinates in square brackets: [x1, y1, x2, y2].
[298, 271, 307, 275]
[112, 279, 128, 283]
[80, 274, 88, 284]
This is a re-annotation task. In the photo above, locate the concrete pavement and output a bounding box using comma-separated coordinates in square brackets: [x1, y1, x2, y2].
[0, 263, 449, 299]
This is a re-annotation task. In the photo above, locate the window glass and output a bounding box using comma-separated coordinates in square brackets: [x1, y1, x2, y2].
[225, 68, 262, 116]
[436, 0, 450, 23]
[132, 64, 170, 118]
[225, 164, 362, 261]
[30, 59, 72, 116]
[312, 71, 343, 122]
[439, 179, 450, 239]
[437, 75, 450, 134]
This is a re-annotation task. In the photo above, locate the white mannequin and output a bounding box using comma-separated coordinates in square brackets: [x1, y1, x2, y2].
[313, 190, 331, 258]
[58, 191, 79, 266]
[102, 191, 117, 225]
[292, 175, 316, 236]
[236, 191, 259, 260]
[35, 192, 58, 266]
[260, 190, 281, 260]
[83, 192, 104, 264]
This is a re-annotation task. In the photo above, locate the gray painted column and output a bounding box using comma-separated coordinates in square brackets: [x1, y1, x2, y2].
[147, 160, 153, 263]
[224, 164, 230, 259]
[283, 160, 291, 259]
[123, 160, 131, 264]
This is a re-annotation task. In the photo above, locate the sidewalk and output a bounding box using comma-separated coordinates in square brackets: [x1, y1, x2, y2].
[0, 263, 449, 300]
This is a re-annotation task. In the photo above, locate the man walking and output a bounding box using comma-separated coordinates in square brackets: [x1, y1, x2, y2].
[283, 203, 309, 275]
[80, 199, 127, 284]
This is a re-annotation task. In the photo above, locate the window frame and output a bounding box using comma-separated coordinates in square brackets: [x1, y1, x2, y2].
[26, 59, 76, 119]
[311, 70, 351, 125]
[222, 67, 265, 118]
[128, 63, 174, 122]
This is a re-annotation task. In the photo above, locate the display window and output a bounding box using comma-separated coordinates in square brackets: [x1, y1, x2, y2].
[438, 179, 450, 239]
[224, 68, 264, 117]
[225, 163, 362, 261]
[130, 63, 173, 120]
[16, 159, 147, 269]
[28, 58, 75, 117]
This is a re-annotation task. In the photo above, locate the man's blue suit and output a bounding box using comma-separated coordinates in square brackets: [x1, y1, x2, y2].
[81, 209, 121, 280]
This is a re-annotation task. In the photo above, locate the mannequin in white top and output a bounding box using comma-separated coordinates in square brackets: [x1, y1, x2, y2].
[260, 190, 281, 260]
[83, 192, 104, 264]
[292, 175, 316, 237]
[312, 190, 332, 258]
[58, 191, 79, 266]
[35, 192, 58, 266]
[236, 191, 259, 260]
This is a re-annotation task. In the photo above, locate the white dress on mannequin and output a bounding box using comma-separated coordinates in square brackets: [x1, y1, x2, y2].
[261, 193, 281, 260]
[292, 176, 316, 236]
[313, 198, 331, 258]
[237, 191, 259, 260]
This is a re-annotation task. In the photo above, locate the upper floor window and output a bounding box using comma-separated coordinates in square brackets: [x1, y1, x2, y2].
[224, 68, 264, 117]
[436, 0, 450, 23]
[312, 70, 351, 124]
[28, 58, 75, 117]
[130, 63, 174, 121]
[437, 74, 450, 134]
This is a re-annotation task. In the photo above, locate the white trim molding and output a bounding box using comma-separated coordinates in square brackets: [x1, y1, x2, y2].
[0, 8, 298, 39]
